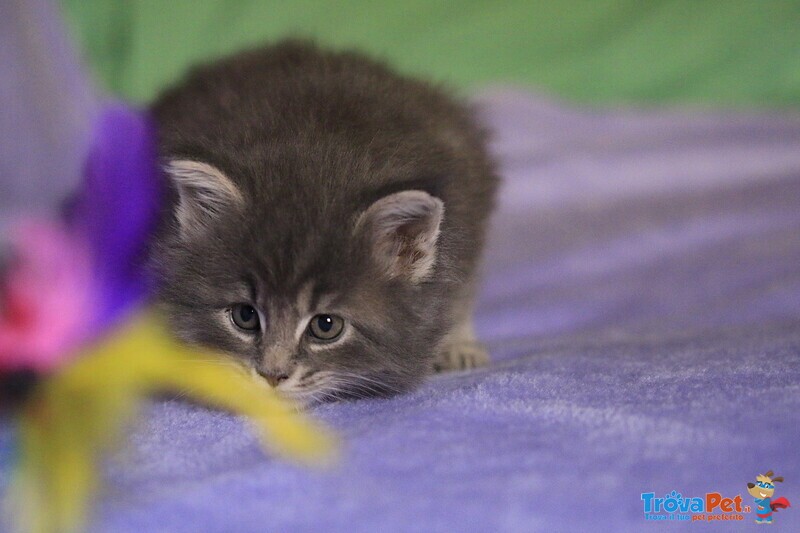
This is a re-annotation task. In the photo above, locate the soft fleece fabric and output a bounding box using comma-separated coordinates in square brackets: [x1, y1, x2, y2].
[81, 91, 800, 532]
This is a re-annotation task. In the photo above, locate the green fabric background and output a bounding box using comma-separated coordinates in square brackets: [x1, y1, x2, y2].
[62, 0, 800, 107]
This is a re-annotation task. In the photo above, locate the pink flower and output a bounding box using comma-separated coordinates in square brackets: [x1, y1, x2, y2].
[0, 221, 94, 372]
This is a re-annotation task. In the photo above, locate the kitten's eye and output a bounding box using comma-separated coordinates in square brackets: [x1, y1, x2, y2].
[307, 314, 345, 341]
[230, 304, 260, 331]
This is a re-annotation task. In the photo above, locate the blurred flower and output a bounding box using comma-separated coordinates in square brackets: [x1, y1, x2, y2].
[0, 222, 92, 372]
[0, 105, 163, 376]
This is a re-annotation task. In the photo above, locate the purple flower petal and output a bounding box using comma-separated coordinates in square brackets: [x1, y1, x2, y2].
[68, 104, 164, 335]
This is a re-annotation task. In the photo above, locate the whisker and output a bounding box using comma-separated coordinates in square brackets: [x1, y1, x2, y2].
[289, 368, 403, 405]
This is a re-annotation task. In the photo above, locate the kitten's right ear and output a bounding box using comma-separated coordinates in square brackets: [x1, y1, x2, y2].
[164, 159, 244, 234]
[356, 190, 444, 283]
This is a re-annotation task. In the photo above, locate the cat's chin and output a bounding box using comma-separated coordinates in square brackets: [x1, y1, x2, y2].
[276, 389, 315, 409]
[275, 381, 398, 408]
[268, 381, 333, 408]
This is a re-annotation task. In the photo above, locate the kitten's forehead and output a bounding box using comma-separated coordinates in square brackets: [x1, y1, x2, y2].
[266, 280, 340, 319]
[293, 281, 315, 316]
[261, 281, 340, 347]
[240, 208, 368, 294]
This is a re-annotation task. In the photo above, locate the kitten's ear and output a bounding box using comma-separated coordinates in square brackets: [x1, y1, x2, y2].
[357, 190, 444, 283]
[164, 159, 244, 234]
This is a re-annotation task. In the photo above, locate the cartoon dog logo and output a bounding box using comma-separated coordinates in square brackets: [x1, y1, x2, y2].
[747, 470, 791, 524]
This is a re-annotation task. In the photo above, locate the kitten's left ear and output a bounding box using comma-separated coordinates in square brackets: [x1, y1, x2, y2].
[356, 190, 444, 283]
[164, 159, 244, 234]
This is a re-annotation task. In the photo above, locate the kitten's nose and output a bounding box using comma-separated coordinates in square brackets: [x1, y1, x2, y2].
[257, 370, 289, 387]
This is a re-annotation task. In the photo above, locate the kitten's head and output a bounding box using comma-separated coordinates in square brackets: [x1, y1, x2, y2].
[154, 158, 449, 406]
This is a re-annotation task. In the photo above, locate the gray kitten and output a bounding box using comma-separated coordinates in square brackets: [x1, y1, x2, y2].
[150, 41, 497, 405]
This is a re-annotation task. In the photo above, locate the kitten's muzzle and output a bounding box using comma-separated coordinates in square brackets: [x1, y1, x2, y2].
[257, 369, 289, 387]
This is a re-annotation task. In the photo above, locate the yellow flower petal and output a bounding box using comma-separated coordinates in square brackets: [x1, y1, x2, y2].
[11, 312, 336, 533]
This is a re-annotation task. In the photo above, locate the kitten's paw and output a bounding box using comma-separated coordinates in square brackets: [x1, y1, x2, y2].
[433, 341, 489, 372]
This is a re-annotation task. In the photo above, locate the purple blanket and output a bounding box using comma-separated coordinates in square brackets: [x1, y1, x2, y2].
[71, 91, 799, 532]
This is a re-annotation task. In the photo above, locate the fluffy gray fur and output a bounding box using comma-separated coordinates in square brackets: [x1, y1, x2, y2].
[150, 41, 498, 405]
